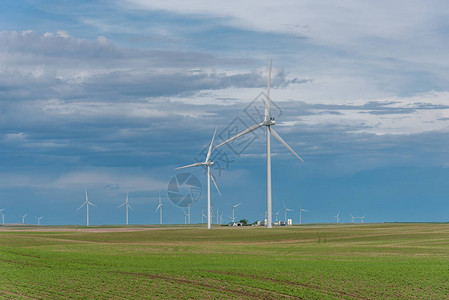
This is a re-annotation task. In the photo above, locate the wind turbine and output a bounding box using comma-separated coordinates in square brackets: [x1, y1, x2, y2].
[182, 209, 189, 225]
[155, 193, 163, 225]
[21, 213, 28, 224]
[282, 200, 294, 223]
[361, 215, 365, 223]
[215, 60, 304, 228]
[350, 214, 355, 223]
[201, 208, 207, 224]
[275, 210, 280, 223]
[187, 204, 192, 224]
[77, 189, 96, 226]
[117, 192, 133, 225]
[176, 128, 221, 229]
[227, 202, 241, 223]
[0, 209, 4, 225]
[333, 211, 340, 224]
[35, 216, 43, 225]
[298, 207, 309, 225]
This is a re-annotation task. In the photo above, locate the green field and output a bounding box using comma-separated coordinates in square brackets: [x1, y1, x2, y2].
[1, 223, 448, 299]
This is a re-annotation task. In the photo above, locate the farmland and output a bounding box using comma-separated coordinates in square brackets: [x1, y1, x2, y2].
[0, 223, 448, 299]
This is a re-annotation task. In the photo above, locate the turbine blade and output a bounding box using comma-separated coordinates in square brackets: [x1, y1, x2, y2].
[234, 203, 241, 208]
[175, 162, 204, 170]
[270, 127, 304, 162]
[128, 204, 134, 211]
[77, 202, 87, 211]
[287, 208, 294, 212]
[205, 127, 217, 162]
[215, 122, 264, 149]
[210, 170, 221, 196]
[89, 202, 97, 207]
[155, 204, 162, 212]
[264, 59, 272, 122]
[116, 202, 126, 209]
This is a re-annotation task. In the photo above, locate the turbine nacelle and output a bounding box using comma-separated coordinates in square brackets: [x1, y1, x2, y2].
[263, 117, 276, 126]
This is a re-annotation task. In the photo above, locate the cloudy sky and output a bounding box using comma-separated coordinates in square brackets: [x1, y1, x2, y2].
[1, 0, 449, 225]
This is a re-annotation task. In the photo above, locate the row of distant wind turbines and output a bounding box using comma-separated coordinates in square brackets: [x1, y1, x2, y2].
[0, 209, 43, 225]
[0, 203, 364, 226]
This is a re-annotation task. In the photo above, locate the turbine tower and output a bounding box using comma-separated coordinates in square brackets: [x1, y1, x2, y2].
[227, 202, 241, 223]
[282, 200, 294, 223]
[77, 189, 96, 226]
[35, 216, 43, 225]
[155, 192, 163, 225]
[21, 213, 28, 224]
[215, 61, 304, 228]
[333, 211, 340, 224]
[0, 209, 4, 225]
[361, 215, 365, 223]
[298, 206, 309, 225]
[117, 192, 133, 225]
[176, 128, 221, 229]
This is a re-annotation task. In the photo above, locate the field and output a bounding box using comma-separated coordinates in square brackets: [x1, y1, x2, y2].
[0, 223, 448, 299]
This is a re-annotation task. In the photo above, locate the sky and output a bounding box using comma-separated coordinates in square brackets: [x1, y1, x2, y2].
[1, 0, 449, 225]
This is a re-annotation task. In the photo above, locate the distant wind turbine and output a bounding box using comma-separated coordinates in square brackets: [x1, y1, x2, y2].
[155, 193, 163, 225]
[187, 204, 192, 224]
[176, 128, 221, 229]
[201, 208, 207, 224]
[21, 213, 28, 224]
[227, 202, 241, 223]
[215, 60, 304, 228]
[361, 215, 366, 223]
[298, 206, 309, 225]
[333, 211, 340, 224]
[117, 192, 133, 225]
[282, 200, 294, 223]
[0, 209, 4, 225]
[350, 214, 355, 223]
[182, 209, 189, 225]
[275, 210, 280, 223]
[77, 189, 96, 226]
[35, 216, 43, 225]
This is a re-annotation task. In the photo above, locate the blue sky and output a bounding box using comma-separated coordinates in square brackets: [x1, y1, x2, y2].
[1, 0, 449, 225]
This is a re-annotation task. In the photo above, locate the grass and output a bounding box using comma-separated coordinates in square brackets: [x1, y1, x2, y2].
[0, 223, 448, 299]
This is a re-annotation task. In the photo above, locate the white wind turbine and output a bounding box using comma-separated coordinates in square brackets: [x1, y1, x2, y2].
[350, 214, 355, 223]
[176, 128, 221, 229]
[77, 189, 96, 226]
[117, 192, 133, 225]
[155, 193, 163, 225]
[275, 210, 280, 223]
[215, 61, 304, 228]
[35, 216, 43, 225]
[333, 211, 340, 224]
[361, 215, 366, 223]
[298, 206, 309, 225]
[187, 204, 192, 224]
[228, 202, 241, 223]
[182, 209, 189, 225]
[21, 213, 28, 224]
[282, 200, 294, 223]
[201, 208, 207, 224]
[0, 209, 5, 225]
